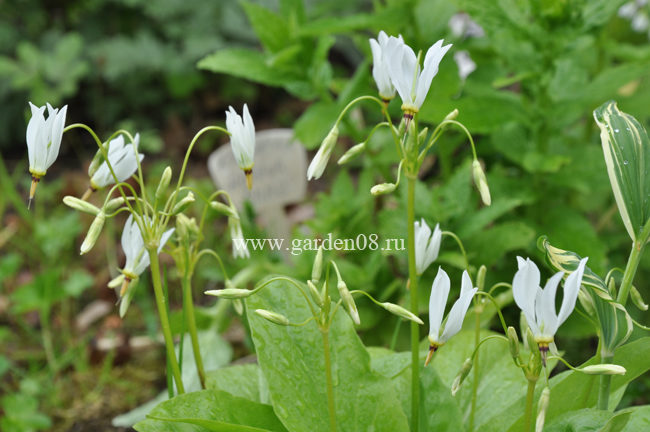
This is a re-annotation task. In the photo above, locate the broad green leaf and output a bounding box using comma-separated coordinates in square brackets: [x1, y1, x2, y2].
[134, 390, 287, 432]
[544, 408, 618, 432]
[206, 364, 269, 404]
[617, 405, 650, 431]
[296, 7, 409, 36]
[241, 3, 291, 53]
[245, 278, 410, 432]
[538, 236, 633, 353]
[593, 101, 650, 242]
[293, 102, 340, 149]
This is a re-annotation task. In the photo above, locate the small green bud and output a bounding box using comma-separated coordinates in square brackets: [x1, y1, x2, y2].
[171, 192, 195, 215]
[307, 280, 324, 307]
[108, 274, 125, 289]
[119, 280, 137, 318]
[311, 246, 323, 283]
[255, 309, 290, 326]
[608, 277, 617, 298]
[526, 327, 538, 356]
[210, 201, 239, 219]
[156, 166, 172, 202]
[472, 160, 491, 206]
[476, 265, 487, 292]
[176, 214, 200, 244]
[307, 125, 339, 180]
[205, 288, 252, 299]
[451, 358, 473, 396]
[104, 197, 126, 213]
[380, 302, 423, 325]
[338, 143, 365, 165]
[581, 364, 626, 375]
[405, 122, 417, 153]
[232, 299, 244, 315]
[397, 118, 406, 136]
[507, 326, 520, 360]
[370, 183, 397, 196]
[338, 280, 360, 325]
[80, 212, 106, 255]
[630, 285, 648, 311]
[535, 387, 550, 432]
[87, 143, 109, 177]
[444, 109, 459, 122]
[63, 196, 101, 215]
[417, 127, 429, 145]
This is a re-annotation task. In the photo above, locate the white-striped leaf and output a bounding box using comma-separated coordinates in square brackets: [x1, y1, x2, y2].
[593, 101, 650, 242]
[539, 236, 632, 355]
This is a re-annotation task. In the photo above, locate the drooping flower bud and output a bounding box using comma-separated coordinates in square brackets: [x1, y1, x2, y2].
[581, 364, 626, 375]
[307, 125, 339, 180]
[451, 358, 473, 396]
[311, 246, 323, 283]
[507, 326, 520, 360]
[472, 159, 491, 206]
[476, 265, 487, 292]
[205, 288, 253, 299]
[444, 108, 459, 122]
[171, 192, 195, 215]
[210, 201, 239, 219]
[104, 197, 126, 213]
[255, 309, 290, 326]
[630, 285, 648, 311]
[535, 387, 550, 432]
[307, 280, 324, 307]
[156, 166, 172, 202]
[338, 143, 365, 165]
[80, 212, 106, 255]
[370, 182, 397, 196]
[380, 302, 423, 324]
[418, 127, 429, 146]
[63, 196, 101, 215]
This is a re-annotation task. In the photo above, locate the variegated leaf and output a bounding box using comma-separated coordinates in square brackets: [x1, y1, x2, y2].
[538, 236, 632, 354]
[593, 101, 650, 242]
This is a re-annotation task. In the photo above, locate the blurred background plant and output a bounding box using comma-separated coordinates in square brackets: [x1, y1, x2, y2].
[2, 0, 650, 430]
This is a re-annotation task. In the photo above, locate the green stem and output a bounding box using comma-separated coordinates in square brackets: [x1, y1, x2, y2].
[40, 308, 57, 373]
[148, 247, 185, 394]
[321, 328, 337, 432]
[407, 176, 420, 432]
[469, 306, 481, 431]
[182, 271, 206, 389]
[598, 353, 614, 410]
[617, 241, 642, 305]
[524, 379, 537, 432]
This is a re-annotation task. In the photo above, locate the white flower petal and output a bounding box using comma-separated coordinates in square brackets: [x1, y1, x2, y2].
[441, 286, 477, 342]
[512, 257, 540, 330]
[414, 40, 451, 108]
[428, 267, 450, 342]
[557, 258, 588, 327]
[539, 272, 564, 336]
[45, 105, 67, 169]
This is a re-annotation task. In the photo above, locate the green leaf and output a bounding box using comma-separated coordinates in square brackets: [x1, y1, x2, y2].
[206, 364, 269, 404]
[544, 408, 616, 432]
[241, 3, 291, 53]
[538, 236, 633, 353]
[293, 102, 340, 149]
[134, 390, 287, 432]
[245, 278, 410, 432]
[594, 101, 650, 242]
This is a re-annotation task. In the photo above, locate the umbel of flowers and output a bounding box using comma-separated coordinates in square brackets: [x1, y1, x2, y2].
[24, 101, 256, 395]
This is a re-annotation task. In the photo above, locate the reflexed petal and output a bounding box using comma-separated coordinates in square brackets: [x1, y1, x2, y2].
[557, 257, 588, 326]
[460, 270, 473, 296]
[428, 267, 450, 342]
[414, 40, 451, 108]
[46, 105, 67, 169]
[26, 102, 46, 169]
[539, 272, 564, 336]
[414, 219, 431, 274]
[441, 286, 477, 342]
[512, 257, 540, 330]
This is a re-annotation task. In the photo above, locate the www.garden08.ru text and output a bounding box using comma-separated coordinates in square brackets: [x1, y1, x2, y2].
[234, 233, 405, 256]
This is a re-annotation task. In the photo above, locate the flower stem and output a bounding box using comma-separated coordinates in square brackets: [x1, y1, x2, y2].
[597, 352, 614, 410]
[469, 307, 481, 431]
[524, 379, 537, 432]
[182, 271, 206, 389]
[321, 328, 337, 432]
[617, 241, 642, 305]
[407, 176, 420, 432]
[148, 247, 185, 394]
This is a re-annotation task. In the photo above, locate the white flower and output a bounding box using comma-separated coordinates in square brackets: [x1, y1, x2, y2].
[225, 104, 256, 189]
[512, 256, 588, 343]
[229, 217, 250, 259]
[369, 31, 402, 101]
[426, 268, 477, 364]
[120, 215, 175, 279]
[90, 134, 144, 190]
[454, 50, 476, 82]
[307, 125, 339, 181]
[26, 102, 67, 177]
[448, 13, 485, 39]
[414, 219, 442, 275]
[385, 37, 452, 115]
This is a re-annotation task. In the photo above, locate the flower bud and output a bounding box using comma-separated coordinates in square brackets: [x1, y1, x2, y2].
[80, 212, 106, 255]
[476, 265, 487, 292]
[210, 201, 239, 219]
[417, 127, 429, 146]
[155, 166, 172, 202]
[444, 109, 459, 122]
[171, 192, 195, 215]
[405, 122, 417, 153]
[380, 302, 423, 325]
[472, 160, 491, 206]
[205, 288, 252, 299]
[608, 277, 617, 298]
[104, 197, 126, 213]
[630, 285, 648, 311]
[535, 387, 550, 432]
[370, 183, 397, 196]
[119, 280, 137, 318]
[232, 299, 244, 315]
[307, 280, 324, 307]
[581, 364, 626, 375]
[337, 143, 365, 165]
[507, 326, 520, 360]
[108, 274, 124, 289]
[307, 125, 339, 180]
[338, 279, 360, 325]
[255, 309, 290, 326]
[311, 246, 323, 283]
[87, 143, 109, 177]
[63, 196, 101, 215]
[176, 214, 200, 244]
[451, 358, 473, 396]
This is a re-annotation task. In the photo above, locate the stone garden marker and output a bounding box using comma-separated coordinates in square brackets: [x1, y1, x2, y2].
[207, 129, 307, 253]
